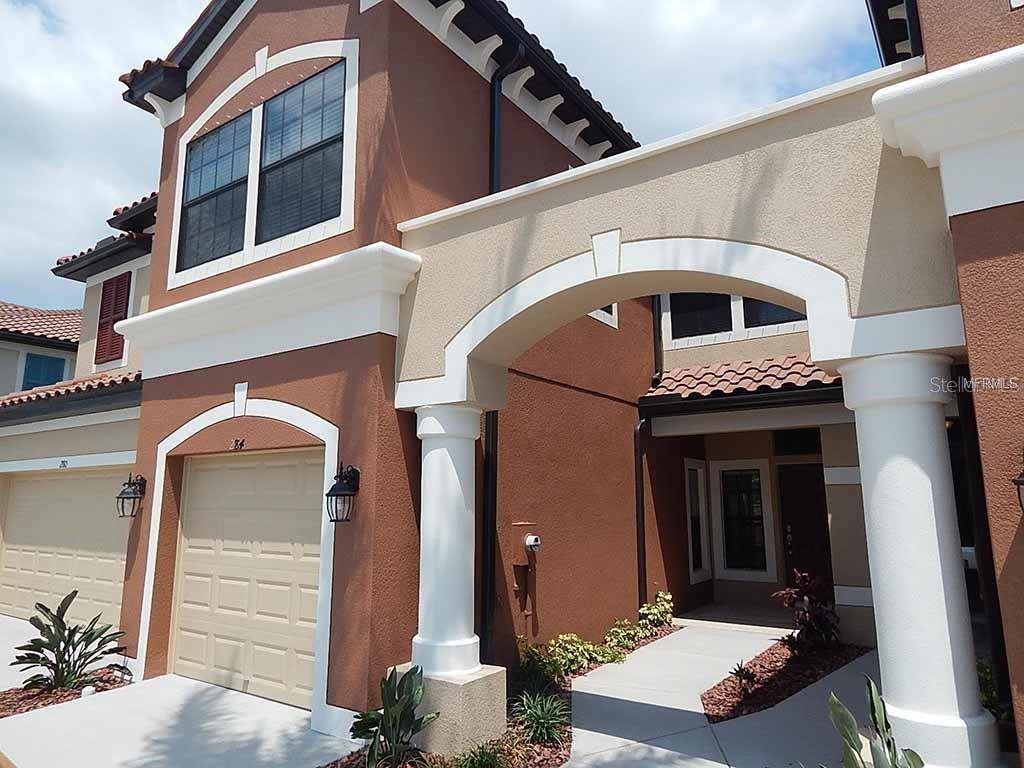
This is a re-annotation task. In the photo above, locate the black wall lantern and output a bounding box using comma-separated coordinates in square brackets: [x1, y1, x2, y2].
[116, 475, 147, 519]
[326, 464, 360, 523]
[1013, 446, 1024, 516]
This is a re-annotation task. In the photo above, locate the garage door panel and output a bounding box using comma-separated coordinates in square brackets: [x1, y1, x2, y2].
[172, 450, 324, 710]
[0, 470, 128, 627]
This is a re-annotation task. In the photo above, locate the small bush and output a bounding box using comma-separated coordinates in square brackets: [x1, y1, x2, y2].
[773, 571, 839, 654]
[454, 742, 507, 768]
[511, 692, 570, 745]
[547, 634, 622, 677]
[351, 666, 438, 768]
[637, 592, 674, 638]
[511, 636, 562, 695]
[977, 658, 1014, 724]
[12, 591, 129, 691]
[730, 661, 757, 696]
[604, 619, 643, 653]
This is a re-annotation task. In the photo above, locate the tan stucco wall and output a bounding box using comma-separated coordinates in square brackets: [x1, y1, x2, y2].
[0, 420, 138, 463]
[74, 264, 150, 380]
[397, 68, 954, 384]
[0, 348, 19, 396]
[663, 331, 811, 371]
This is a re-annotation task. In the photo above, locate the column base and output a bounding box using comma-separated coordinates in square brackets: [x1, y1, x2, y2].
[412, 634, 481, 677]
[887, 702, 1003, 768]
[396, 663, 507, 756]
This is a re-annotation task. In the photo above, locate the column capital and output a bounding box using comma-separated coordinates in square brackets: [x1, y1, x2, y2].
[416, 404, 482, 441]
[873, 42, 1024, 216]
[839, 352, 953, 411]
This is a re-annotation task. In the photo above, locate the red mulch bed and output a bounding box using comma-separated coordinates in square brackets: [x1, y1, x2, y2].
[320, 626, 680, 768]
[0, 667, 128, 720]
[701, 641, 869, 723]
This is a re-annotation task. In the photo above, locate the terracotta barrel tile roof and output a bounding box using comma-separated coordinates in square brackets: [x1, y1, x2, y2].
[112, 192, 158, 218]
[56, 231, 149, 267]
[0, 370, 141, 410]
[0, 301, 82, 344]
[646, 354, 839, 400]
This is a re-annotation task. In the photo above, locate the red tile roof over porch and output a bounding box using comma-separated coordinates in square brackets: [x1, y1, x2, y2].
[646, 354, 839, 400]
[0, 370, 141, 410]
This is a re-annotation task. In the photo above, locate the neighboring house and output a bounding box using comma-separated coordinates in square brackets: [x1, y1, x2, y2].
[0, 2, 1022, 768]
[0, 301, 80, 396]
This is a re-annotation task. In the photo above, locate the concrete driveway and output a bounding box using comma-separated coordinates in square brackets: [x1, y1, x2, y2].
[0, 675, 357, 768]
[0, 614, 35, 690]
[568, 618, 881, 767]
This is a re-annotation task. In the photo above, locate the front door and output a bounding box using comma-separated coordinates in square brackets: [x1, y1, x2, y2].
[777, 463, 833, 596]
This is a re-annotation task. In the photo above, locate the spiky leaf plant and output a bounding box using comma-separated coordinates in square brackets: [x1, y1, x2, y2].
[351, 665, 439, 767]
[825, 677, 924, 768]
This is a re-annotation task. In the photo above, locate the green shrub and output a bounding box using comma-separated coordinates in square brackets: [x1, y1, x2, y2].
[730, 661, 757, 696]
[637, 592, 674, 637]
[604, 619, 643, 653]
[12, 591, 129, 691]
[511, 636, 562, 695]
[454, 742, 507, 768]
[351, 666, 439, 767]
[547, 634, 622, 677]
[511, 692, 570, 745]
[977, 658, 1014, 724]
[824, 676, 923, 768]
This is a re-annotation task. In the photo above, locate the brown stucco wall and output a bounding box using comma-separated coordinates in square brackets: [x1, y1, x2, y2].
[918, 0, 1024, 71]
[489, 298, 656, 665]
[121, 334, 420, 713]
[948, 200, 1024, 748]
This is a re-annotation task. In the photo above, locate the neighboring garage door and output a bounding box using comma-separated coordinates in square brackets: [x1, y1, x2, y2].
[0, 469, 129, 627]
[172, 449, 324, 709]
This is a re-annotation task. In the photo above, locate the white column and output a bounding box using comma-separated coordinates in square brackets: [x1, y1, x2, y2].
[413, 404, 482, 677]
[840, 353, 1000, 767]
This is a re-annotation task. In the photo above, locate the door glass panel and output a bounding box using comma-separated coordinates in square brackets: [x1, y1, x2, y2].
[720, 469, 767, 571]
[687, 467, 703, 572]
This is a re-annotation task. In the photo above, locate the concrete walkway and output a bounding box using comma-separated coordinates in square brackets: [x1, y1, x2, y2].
[0, 675, 357, 768]
[0, 615, 34, 691]
[568, 619, 880, 767]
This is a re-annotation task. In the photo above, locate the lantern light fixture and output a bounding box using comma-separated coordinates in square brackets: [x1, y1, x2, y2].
[326, 464, 360, 523]
[116, 475, 147, 519]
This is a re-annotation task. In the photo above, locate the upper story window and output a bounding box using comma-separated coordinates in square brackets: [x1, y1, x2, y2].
[95, 272, 132, 365]
[663, 292, 807, 349]
[180, 112, 252, 272]
[257, 62, 346, 244]
[22, 353, 66, 390]
[169, 42, 359, 291]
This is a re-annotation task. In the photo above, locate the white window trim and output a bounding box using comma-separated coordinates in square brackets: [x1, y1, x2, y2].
[168, 40, 360, 291]
[708, 458, 778, 583]
[660, 293, 808, 350]
[684, 458, 712, 584]
[588, 303, 618, 328]
[0, 341, 75, 394]
[86, 254, 150, 375]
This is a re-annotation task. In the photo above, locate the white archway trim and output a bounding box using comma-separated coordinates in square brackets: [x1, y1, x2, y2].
[134, 395, 352, 737]
[394, 236, 966, 410]
[167, 38, 360, 290]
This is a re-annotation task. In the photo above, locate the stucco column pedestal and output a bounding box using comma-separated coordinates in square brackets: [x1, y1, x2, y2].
[410, 405, 507, 755]
[841, 353, 1000, 768]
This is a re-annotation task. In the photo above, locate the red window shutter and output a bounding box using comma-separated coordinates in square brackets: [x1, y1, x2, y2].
[94, 272, 131, 365]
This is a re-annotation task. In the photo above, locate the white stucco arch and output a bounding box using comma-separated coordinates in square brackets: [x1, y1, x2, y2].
[134, 391, 352, 737]
[395, 234, 965, 410]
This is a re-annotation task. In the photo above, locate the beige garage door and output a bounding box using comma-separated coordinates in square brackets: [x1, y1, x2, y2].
[172, 449, 324, 709]
[0, 469, 129, 627]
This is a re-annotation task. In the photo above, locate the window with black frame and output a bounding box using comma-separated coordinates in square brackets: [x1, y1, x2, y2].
[179, 112, 252, 272]
[257, 62, 346, 244]
[720, 468, 767, 571]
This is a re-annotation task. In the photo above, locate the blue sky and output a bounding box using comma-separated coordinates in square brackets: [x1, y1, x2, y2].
[0, 0, 881, 309]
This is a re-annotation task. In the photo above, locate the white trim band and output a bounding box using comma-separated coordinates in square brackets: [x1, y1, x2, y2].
[835, 585, 873, 608]
[0, 408, 141, 438]
[824, 466, 862, 485]
[0, 451, 137, 474]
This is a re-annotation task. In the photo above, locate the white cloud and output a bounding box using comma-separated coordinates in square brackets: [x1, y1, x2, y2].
[0, 0, 879, 309]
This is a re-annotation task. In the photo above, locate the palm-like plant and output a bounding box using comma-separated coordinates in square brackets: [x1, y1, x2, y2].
[351, 665, 439, 767]
[826, 677, 924, 768]
[11, 591, 130, 691]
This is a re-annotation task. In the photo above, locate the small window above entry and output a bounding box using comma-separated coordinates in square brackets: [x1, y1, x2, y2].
[662, 292, 807, 350]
